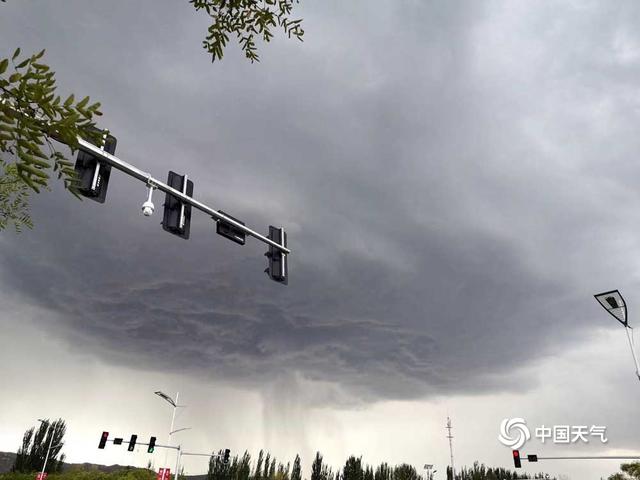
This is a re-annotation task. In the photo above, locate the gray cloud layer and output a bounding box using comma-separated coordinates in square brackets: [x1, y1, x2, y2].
[3, 0, 640, 405]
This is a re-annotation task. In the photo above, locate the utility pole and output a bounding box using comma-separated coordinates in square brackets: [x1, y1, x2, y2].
[446, 417, 455, 480]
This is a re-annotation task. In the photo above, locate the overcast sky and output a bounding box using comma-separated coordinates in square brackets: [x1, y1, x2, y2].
[2, 1, 640, 479]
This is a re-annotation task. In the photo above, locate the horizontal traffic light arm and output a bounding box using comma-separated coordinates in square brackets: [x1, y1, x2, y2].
[180, 452, 225, 458]
[0, 95, 290, 255]
[76, 138, 290, 255]
[105, 438, 179, 451]
[535, 455, 640, 460]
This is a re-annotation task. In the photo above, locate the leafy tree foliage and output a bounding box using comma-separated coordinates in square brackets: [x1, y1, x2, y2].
[0, 47, 103, 230]
[263, 454, 272, 480]
[391, 465, 418, 480]
[609, 462, 640, 480]
[275, 462, 290, 480]
[374, 463, 392, 480]
[311, 452, 324, 480]
[342, 457, 363, 480]
[0, 163, 32, 232]
[11, 418, 66, 474]
[254, 451, 264, 480]
[290, 455, 301, 480]
[190, 0, 304, 63]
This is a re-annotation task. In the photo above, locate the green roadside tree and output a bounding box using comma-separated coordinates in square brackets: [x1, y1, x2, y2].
[609, 462, 640, 480]
[310, 453, 324, 480]
[12, 418, 66, 474]
[254, 450, 265, 480]
[290, 455, 302, 480]
[373, 463, 392, 480]
[342, 457, 363, 480]
[391, 465, 419, 480]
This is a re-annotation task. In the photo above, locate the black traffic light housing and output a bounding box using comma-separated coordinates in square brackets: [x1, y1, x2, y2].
[265, 226, 288, 284]
[223, 449, 231, 464]
[513, 450, 521, 468]
[98, 431, 109, 449]
[216, 211, 246, 245]
[148, 436, 156, 453]
[74, 131, 117, 203]
[162, 171, 194, 239]
[128, 434, 137, 452]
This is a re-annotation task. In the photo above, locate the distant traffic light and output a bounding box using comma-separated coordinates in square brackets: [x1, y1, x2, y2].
[513, 450, 521, 468]
[148, 436, 157, 453]
[223, 449, 230, 464]
[162, 171, 194, 239]
[128, 434, 137, 452]
[74, 131, 117, 203]
[98, 431, 109, 449]
[265, 226, 288, 285]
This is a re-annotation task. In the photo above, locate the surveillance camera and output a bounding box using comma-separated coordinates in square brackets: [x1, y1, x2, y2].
[141, 184, 156, 216]
[141, 200, 155, 216]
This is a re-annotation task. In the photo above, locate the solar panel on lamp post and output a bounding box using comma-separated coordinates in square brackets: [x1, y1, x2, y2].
[594, 289, 640, 382]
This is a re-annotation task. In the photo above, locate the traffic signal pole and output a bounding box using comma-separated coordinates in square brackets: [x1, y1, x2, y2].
[512, 450, 640, 468]
[534, 455, 640, 461]
[0, 96, 291, 256]
[75, 138, 290, 254]
[100, 432, 230, 480]
[104, 438, 179, 451]
[178, 449, 228, 479]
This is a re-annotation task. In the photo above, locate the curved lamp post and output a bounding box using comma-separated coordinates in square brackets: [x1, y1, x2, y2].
[155, 391, 190, 480]
[594, 289, 640, 381]
[37, 419, 57, 478]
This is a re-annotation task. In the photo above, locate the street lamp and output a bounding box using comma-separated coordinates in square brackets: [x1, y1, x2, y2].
[37, 419, 57, 479]
[155, 391, 190, 480]
[594, 289, 640, 381]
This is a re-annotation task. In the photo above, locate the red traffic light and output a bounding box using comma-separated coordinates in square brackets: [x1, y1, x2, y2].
[513, 450, 521, 468]
[98, 431, 109, 449]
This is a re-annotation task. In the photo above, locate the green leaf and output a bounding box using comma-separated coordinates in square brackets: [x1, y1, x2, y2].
[16, 58, 30, 69]
[12, 48, 21, 60]
[63, 94, 74, 108]
[76, 96, 89, 110]
[0, 59, 8, 74]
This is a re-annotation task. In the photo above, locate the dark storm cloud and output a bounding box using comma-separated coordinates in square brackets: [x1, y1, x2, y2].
[3, 0, 640, 403]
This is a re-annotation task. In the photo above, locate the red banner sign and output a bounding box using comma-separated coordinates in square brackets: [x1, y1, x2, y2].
[157, 468, 170, 480]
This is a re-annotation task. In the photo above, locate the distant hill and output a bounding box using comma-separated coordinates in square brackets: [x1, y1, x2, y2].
[0, 452, 206, 480]
[0, 453, 15, 475]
